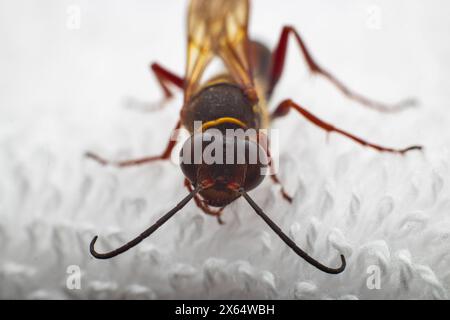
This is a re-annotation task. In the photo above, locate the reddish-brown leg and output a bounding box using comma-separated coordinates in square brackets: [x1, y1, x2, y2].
[271, 175, 293, 203]
[273, 99, 423, 154]
[151, 63, 184, 99]
[184, 179, 225, 224]
[86, 121, 182, 167]
[266, 148, 293, 203]
[269, 26, 416, 113]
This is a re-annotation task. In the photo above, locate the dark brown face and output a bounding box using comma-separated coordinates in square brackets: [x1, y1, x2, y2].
[180, 130, 269, 207]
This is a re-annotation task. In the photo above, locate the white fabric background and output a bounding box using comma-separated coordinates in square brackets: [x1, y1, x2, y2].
[0, 0, 449, 299]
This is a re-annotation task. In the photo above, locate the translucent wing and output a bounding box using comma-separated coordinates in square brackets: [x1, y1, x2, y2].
[185, 0, 254, 101]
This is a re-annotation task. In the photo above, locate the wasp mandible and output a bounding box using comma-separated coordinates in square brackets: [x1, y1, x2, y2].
[87, 0, 422, 274]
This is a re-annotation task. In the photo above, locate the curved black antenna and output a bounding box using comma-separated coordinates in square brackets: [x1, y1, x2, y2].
[90, 185, 201, 259]
[239, 188, 346, 274]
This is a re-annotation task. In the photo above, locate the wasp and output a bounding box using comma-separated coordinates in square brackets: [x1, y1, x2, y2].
[86, 0, 422, 274]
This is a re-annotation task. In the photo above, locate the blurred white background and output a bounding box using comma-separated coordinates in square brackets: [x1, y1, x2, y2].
[1, 0, 450, 299]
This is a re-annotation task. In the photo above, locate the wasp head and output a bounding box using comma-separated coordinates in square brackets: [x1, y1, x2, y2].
[180, 129, 269, 207]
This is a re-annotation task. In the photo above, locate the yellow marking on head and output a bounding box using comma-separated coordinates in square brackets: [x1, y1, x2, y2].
[201, 117, 248, 132]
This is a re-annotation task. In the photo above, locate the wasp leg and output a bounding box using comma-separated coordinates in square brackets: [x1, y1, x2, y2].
[270, 175, 293, 203]
[151, 63, 184, 99]
[86, 121, 181, 167]
[268, 26, 416, 113]
[267, 150, 293, 203]
[126, 63, 184, 112]
[273, 99, 423, 154]
[184, 179, 225, 225]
